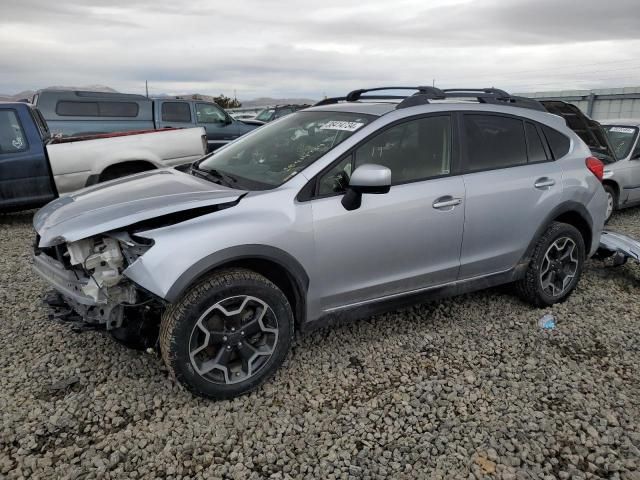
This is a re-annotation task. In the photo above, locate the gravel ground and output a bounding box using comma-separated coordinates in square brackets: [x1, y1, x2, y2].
[1, 209, 640, 480]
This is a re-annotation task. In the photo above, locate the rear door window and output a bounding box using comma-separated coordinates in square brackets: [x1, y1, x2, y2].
[463, 114, 527, 172]
[161, 102, 192, 123]
[0, 110, 28, 154]
[525, 122, 549, 163]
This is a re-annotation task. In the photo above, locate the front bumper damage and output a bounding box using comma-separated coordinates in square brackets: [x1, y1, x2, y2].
[32, 235, 144, 329]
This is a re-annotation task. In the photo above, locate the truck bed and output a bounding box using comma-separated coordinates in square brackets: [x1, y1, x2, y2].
[46, 127, 207, 194]
[49, 128, 179, 144]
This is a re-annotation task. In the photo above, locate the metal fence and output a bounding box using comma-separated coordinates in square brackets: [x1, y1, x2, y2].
[516, 86, 640, 121]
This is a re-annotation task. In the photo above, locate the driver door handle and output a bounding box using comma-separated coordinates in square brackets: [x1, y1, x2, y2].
[534, 177, 555, 189]
[432, 196, 462, 209]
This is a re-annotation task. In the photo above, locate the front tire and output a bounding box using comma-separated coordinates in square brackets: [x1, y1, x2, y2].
[159, 269, 294, 400]
[516, 222, 585, 308]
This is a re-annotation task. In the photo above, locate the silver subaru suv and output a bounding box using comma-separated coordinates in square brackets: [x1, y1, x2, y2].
[33, 87, 607, 399]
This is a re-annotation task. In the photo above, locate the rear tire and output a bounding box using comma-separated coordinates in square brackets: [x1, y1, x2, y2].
[516, 222, 585, 308]
[159, 269, 294, 400]
[603, 184, 617, 223]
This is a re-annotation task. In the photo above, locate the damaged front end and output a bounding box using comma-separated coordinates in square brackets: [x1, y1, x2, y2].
[33, 233, 157, 334]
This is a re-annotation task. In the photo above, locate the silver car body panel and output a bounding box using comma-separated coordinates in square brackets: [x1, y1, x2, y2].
[34, 169, 245, 247]
[601, 119, 640, 208]
[33, 101, 607, 324]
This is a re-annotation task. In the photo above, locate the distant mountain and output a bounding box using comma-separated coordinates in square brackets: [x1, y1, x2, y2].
[0, 85, 118, 102]
[0, 86, 316, 108]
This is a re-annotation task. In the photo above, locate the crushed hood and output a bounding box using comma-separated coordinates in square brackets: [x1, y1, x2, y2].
[34, 168, 246, 247]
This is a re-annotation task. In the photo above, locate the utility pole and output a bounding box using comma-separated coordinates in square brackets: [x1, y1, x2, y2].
[432, 78, 435, 87]
[145, 80, 149, 98]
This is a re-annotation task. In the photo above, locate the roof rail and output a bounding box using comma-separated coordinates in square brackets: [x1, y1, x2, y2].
[441, 88, 546, 111]
[314, 87, 446, 107]
[345, 86, 446, 102]
[314, 96, 346, 106]
[313, 86, 546, 112]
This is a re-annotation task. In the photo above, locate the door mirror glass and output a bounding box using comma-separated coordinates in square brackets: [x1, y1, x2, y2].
[342, 164, 391, 211]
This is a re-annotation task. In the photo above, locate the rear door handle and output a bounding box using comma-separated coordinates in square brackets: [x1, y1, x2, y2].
[534, 177, 555, 189]
[432, 196, 462, 209]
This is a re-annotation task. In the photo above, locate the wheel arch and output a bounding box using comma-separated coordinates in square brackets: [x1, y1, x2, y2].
[98, 160, 157, 181]
[164, 245, 309, 326]
[602, 179, 620, 207]
[522, 202, 594, 265]
[85, 160, 158, 186]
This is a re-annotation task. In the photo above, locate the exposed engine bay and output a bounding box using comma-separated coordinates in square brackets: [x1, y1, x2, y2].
[33, 232, 156, 335]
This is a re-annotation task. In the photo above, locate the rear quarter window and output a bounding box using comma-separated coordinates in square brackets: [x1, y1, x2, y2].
[542, 126, 570, 159]
[525, 122, 549, 163]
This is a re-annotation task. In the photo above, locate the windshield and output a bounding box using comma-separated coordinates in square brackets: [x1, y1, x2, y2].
[603, 125, 639, 160]
[197, 111, 375, 189]
[255, 109, 275, 122]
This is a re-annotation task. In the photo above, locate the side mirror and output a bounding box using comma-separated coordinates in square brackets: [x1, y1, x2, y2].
[341, 164, 391, 211]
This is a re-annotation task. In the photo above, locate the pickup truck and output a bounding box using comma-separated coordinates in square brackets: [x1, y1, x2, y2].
[0, 102, 207, 212]
[33, 90, 262, 151]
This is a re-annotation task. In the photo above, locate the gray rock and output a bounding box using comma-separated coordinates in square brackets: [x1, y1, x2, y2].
[1, 209, 640, 478]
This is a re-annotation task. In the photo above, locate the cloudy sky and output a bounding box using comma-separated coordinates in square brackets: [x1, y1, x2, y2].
[2, 0, 640, 99]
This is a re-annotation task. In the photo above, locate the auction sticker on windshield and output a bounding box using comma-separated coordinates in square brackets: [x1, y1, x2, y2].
[609, 127, 636, 134]
[320, 120, 365, 132]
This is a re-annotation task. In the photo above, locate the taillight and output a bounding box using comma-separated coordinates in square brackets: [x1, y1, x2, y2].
[586, 156, 604, 182]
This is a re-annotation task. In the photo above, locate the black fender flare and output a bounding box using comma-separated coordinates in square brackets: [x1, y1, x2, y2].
[164, 244, 310, 306]
[521, 201, 595, 266]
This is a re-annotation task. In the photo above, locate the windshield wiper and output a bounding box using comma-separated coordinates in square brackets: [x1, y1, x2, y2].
[190, 165, 238, 187]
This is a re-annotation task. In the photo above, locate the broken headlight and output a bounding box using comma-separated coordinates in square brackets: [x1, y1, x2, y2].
[65, 233, 153, 303]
